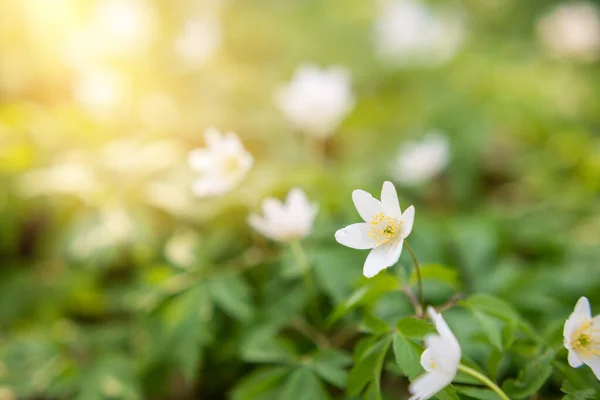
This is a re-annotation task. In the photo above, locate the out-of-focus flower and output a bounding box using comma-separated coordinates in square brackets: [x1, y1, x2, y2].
[73, 68, 128, 117]
[17, 161, 99, 200]
[275, 64, 355, 138]
[564, 296, 600, 379]
[69, 207, 135, 260]
[393, 133, 450, 185]
[537, 2, 600, 62]
[165, 228, 199, 268]
[188, 128, 253, 197]
[374, 0, 465, 67]
[101, 138, 183, 177]
[175, 18, 221, 68]
[249, 188, 318, 242]
[409, 307, 461, 400]
[335, 181, 414, 278]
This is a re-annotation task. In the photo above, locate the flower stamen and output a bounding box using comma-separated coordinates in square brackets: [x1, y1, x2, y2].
[368, 212, 401, 246]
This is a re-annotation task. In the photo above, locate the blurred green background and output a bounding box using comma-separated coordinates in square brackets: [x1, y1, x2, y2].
[1, 0, 600, 399]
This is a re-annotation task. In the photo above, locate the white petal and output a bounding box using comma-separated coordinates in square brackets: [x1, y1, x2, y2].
[409, 370, 452, 400]
[204, 127, 222, 148]
[568, 349, 584, 368]
[363, 241, 403, 278]
[381, 180, 402, 219]
[583, 356, 600, 380]
[402, 205, 415, 238]
[352, 189, 383, 222]
[286, 188, 310, 212]
[575, 297, 592, 318]
[262, 198, 286, 220]
[564, 297, 593, 341]
[335, 223, 377, 250]
[248, 214, 278, 241]
[188, 149, 212, 172]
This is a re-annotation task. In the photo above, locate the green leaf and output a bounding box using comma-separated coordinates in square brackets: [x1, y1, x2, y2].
[461, 293, 520, 323]
[561, 380, 597, 400]
[435, 386, 460, 400]
[472, 311, 503, 351]
[328, 275, 399, 324]
[396, 317, 435, 339]
[410, 264, 460, 290]
[502, 349, 555, 399]
[360, 312, 391, 334]
[279, 367, 330, 400]
[240, 327, 297, 364]
[231, 366, 291, 400]
[392, 332, 423, 380]
[312, 349, 352, 388]
[455, 387, 500, 400]
[347, 335, 393, 396]
[208, 273, 254, 322]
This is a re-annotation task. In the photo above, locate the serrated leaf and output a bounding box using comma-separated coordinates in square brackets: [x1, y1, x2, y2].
[312, 349, 351, 388]
[347, 335, 392, 396]
[502, 349, 555, 399]
[392, 332, 423, 380]
[396, 317, 435, 339]
[230, 366, 291, 400]
[361, 312, 391, 334]
[280, 367, 330, 400]
[561, 380, 596, 400]
[208, 273, 254, 322]
[472, 311, 503, 351]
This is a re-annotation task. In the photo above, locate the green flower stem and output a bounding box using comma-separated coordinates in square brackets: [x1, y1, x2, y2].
[457, 364, 511, 400]
[404, 241, 425, 314]
[289, 240, 320, 322]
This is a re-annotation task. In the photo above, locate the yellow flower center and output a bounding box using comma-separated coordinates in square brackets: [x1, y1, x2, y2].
[571, 320, 600, 356]
[222, 155, 241, 175]
[368, 212, 401, 246]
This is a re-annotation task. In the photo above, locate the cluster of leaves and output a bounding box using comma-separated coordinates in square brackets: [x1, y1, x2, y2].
[1, 0, 600, 399]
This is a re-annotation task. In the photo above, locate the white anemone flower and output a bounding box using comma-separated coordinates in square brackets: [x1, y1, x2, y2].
[188, 128, 253, 197]
[537, 2, 600, 63]
[393, 133, 450, 185]
[374, 0, 465, 68]
[275, 64, 355, 139]
[409, 307, 461, 400]
[564, 296, 600, 379]
[249, 188, 318, 242]
[335, 181, 414, 278]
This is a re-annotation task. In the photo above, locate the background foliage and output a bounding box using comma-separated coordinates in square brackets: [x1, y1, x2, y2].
[1, 0, 600, 399]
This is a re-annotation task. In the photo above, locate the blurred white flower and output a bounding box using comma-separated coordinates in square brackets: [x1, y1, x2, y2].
[393, 133, 450, 185]
[564, 296, 600, 379]
[537, 2, 600, 62]
[249, 188, 318, 242]
[275, 64, 355, 138]
[374, 0, 465, 67]
[188, 128, 253, 197]
[69, 207, 135, 260]
[101, 138, 183, 177]
[409, 307, 461, 400]
[175, 18, 221, 68]
[17, 162, 99, 200]
[73, 68, 128, 117]
[165, 228, 199, 267]
[335, 181, 414, 278]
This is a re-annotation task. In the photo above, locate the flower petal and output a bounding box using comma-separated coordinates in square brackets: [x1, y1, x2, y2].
[335, 223, 377, 250]
[402, 205, 415, 238]
[583, 356, 600, 380]
[188, 149, 213, 172]
[409, 370, 452, 400]
[352, 189, 383, 222]
[248, 214, 278, 241]
[568, 349, 584, 368]
[575, 296, 592, 318]
[363, 241, 403, 278]
[381, 181, 402, 219]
